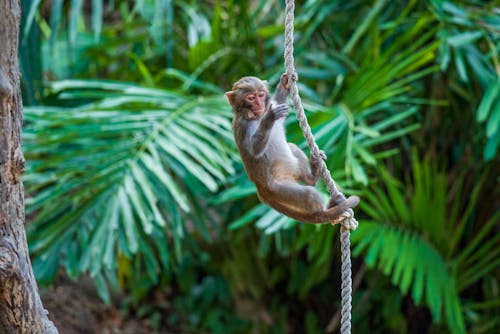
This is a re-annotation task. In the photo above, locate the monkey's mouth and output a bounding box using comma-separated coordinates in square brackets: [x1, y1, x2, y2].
[247, 109, 264, 119]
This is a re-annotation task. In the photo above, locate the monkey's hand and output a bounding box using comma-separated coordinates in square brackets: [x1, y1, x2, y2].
[269, 103, 289, 121]
[280, 72, 298, 92]
[311, 150, 327, 162]
[310, 150, 326, 178]
[251, 103, 289, 157]
[280, 73, 290, 91]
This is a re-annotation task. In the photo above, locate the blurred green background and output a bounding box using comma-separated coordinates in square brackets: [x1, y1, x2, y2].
[20, 1, 499, 333]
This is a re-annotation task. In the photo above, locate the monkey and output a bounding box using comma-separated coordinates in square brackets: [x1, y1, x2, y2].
[225, 74, 359, 224]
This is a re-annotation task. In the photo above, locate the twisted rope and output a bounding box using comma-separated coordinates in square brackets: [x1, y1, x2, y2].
[284, 1, 357, 333]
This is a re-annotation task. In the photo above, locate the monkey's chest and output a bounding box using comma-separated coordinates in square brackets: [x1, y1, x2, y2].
[267, 125, 300, 181]
[267, 122, 289, 152]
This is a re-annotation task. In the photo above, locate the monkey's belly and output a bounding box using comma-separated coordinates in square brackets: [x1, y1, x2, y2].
[271, 159, 300, 181]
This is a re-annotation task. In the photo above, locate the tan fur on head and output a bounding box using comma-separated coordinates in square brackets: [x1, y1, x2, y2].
[231, 77, 268, 92]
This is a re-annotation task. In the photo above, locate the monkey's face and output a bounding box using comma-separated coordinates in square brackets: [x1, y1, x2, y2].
[243, 89, 268, 119]
[226, 77, 270, 120]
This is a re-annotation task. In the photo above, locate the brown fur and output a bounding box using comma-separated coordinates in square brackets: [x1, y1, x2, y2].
[226, 74, 358, 224]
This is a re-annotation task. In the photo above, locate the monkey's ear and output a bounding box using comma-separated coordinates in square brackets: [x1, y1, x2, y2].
[225, 91, 236, 106]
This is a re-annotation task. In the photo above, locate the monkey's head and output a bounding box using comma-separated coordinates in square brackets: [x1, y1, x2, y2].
[226, 76, 270, 120]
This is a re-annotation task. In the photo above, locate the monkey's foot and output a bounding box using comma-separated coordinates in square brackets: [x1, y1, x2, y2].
[333, 211, 352, 224]
[327, 195, 359, 210]
[311, 150, 327, 164]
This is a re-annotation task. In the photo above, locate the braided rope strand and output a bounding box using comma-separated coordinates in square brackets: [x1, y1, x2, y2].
[284, 1, 357, 333]
[340, 228, 352, 334]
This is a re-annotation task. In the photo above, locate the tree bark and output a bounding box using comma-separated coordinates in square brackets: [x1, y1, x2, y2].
[0, 1, 58, 333]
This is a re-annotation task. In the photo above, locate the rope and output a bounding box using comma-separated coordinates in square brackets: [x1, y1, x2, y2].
[283, 1, 357, 333]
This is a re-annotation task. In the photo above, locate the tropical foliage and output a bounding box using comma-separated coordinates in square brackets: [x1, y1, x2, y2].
[21, 0, 499, 333]
[24, 80, 235, 302]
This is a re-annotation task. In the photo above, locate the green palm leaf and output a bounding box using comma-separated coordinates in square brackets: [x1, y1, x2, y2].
[24, 80, 236, 295]
[352, 223, 465, 332]
[353, 152, 498, 334]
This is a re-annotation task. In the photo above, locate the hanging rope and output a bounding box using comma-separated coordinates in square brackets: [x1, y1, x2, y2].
[283, 1, 358, 333]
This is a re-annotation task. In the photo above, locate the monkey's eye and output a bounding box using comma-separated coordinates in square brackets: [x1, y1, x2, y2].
[257, 91, 266, 98]
[246, 95, 255, 102]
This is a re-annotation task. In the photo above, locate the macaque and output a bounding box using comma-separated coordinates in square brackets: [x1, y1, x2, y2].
[225, 74, 359, 224]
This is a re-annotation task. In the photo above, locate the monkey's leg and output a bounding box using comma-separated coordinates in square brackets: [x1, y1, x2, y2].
[326, 193, 360, 215]
[268, 181, 325, 212]
[260, 182, 353, 224]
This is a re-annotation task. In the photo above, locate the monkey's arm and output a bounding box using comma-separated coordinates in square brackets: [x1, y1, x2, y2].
[273, 73, 291, 104]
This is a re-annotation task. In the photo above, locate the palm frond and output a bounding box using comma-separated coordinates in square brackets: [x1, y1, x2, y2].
[355, 153, 498, 334]
[352, 223, 466, 334]
[454, 211, 500, 292]
[24, 80, 236, 296]
[432, 0, 500, 161]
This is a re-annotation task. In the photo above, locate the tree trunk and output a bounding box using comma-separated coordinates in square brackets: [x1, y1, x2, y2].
[0, 1, 58, 333]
